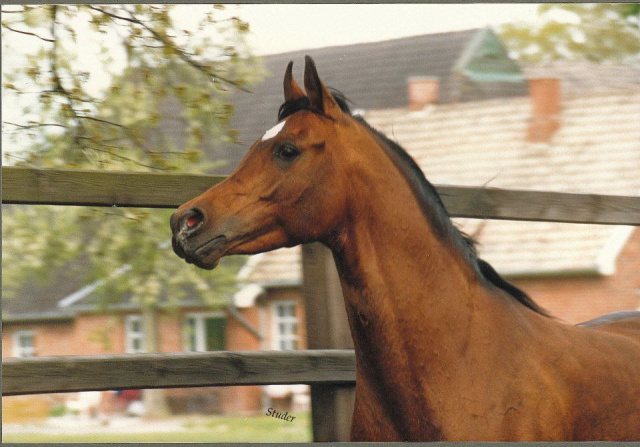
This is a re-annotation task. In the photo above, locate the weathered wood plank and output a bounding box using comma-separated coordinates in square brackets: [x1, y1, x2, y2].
[2, 166, 640, 225]
[1, 166, 224, 208]
[1, 349, 356, 396]
[302, 243, 355, 442]
[439, 186, 640, 226]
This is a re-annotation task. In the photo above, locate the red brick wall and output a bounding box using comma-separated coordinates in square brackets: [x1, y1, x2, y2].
[222, 305, 263, 414]
[73, 314, 124, 354]
[511, 228, 640, 324]
[157, 313, 184, 353]
[226, 305, 262, 351]
[2, 321, 76, 358]
[3, 307, 269, 415]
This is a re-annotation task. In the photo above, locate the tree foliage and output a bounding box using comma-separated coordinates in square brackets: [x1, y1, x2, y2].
[2, 4, 263, 168]
[2, 5, 263, 310]
[499, 3, 640, 62]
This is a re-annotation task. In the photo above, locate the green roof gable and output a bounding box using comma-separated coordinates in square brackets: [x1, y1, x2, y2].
[454, 27, 524, 83]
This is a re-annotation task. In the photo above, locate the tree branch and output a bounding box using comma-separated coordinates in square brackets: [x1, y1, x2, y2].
[86, 5, 140, 25]
[76, 116, 125, 128]
[79, 138, 171, 171]
[3, 121, 68, 130]
[89, 4, 251, 92]
[2, 24, 55, 42]
[50, 7, 79, 122]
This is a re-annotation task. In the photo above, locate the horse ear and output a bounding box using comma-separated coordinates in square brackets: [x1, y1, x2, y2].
[284, 61, 305, 102]
[303, 55, 342, 119]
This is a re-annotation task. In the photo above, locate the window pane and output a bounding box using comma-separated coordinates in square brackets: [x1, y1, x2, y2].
[125, 316, 144, 353]
[285, 304, 295, 317]
[204, 317, 226, 351]
[273, 302, 299, 351]
[19, 334, 33, 348]
[15, 332, 35, 357]
[184, 318, 196, 351]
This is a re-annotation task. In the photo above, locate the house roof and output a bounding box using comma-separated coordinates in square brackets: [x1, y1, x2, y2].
[240, 85, 640, 283]
[2, 256, 231, 322]
[214, 28, 528, 174]
[209, 36, 640, 178]
[2, 257, 86, 322]
[365, 89, 640, 276]
[238, 247, 302, 287]
[522, 62, 640, 97]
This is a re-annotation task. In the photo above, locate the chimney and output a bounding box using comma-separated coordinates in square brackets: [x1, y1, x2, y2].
[527, 78, 561, 143]
[408, 77, 439, 110]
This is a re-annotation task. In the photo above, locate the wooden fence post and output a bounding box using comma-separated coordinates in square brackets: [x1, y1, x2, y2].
[302, 243, 355, 442]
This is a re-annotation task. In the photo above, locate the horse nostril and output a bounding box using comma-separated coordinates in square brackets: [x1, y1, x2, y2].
[170, 212, 180, 234]
[181, 208, 205, 233]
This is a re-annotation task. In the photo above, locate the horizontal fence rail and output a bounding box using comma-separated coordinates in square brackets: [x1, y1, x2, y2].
[3, 166, 640, 225]
[1, 166, 225, 208]
[1, 349, 356, 396]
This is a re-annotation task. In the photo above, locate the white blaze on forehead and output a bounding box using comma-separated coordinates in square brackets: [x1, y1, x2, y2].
[261, 120, 286, 142]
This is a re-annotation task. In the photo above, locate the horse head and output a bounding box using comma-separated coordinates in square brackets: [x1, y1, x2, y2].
[170, 56, 358, 269]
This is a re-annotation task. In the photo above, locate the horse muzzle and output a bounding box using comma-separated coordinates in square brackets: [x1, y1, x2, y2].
[170, 208, 228, 270]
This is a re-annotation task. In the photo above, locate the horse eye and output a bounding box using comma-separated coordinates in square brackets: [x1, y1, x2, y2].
[275, 143, 300, 162]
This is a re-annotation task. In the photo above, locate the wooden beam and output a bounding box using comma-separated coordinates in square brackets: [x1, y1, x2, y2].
[3, 166, 640, 225]
[1, 349, 356, 396]
[1, 166, 224, 208]
[302, 243, 356, 442]
[439, 185, 640, 226]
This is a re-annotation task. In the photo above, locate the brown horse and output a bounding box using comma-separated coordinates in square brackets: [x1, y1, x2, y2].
[171, 56, 640, 441]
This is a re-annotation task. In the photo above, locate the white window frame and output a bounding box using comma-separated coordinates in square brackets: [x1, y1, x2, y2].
[125, 315, 145, 353]
[271, 300, 299, 351]
[13, 330, 36, 358]
[183, 312, 226, 352]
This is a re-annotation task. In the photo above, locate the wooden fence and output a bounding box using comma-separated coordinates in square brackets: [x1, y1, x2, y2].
[4, 166, 640, 224]
[3, 165, 640, 440]
[2, 349, 356, 396]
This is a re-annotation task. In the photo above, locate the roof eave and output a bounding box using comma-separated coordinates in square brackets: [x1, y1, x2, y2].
[259, 279, 302, 289]
[3, 311, 76, 324]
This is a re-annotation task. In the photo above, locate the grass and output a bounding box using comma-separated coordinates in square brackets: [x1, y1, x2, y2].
[3, 411, 312, 443]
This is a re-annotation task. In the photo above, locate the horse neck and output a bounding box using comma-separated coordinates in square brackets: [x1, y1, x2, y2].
[323, 132, 532, 426]
[329, 168, 491, 358]
[326, 134, 494, 348]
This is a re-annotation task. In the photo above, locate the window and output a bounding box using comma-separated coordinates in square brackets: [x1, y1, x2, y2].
[13, 330, 35, 358]
[272, 300, 298, 350]
[125, 315, 145, 353]
[184, 313, 226, 352]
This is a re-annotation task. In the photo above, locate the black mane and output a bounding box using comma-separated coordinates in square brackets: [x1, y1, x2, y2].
[277, 91, 549, 317]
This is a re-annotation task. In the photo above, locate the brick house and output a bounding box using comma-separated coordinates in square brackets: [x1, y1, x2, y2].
[2, 253, 309, 417]
[2, 272, 269, 415]
[4, 29, 639, 418]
